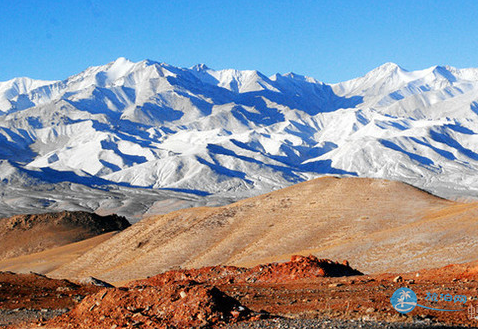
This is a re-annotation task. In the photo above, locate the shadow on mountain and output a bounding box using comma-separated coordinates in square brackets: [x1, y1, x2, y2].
[196, 156, 254, 184]
[0, 128, 35, 162]
[231, 105, 284, 126]
[159, 187, 211, 196]
[298, 159, 356, 175]
[174, 90, 214, 116]
[236, 85, 363, 116]
[410, 137, 456, 160]
[21, 166, 210, 196]
[20, 167, 127, 188]
[284, 120, 322, 144]
[9, 94, 36, 113]
[444, 123, 475, 135]
[100, 140, 148, 166]
[230, 139, 265, 153]
[430, 128, 478, 160]
[137, 102, 184, 123]
[207, 143, 355, 181]
[207, 144, 300, 182]
[64, 97, 121, 120]
[167, 73, 363, 117]
[90, 120, 153, 148]
[380, 139, 435, 166]
[374, 119, 409, 131]
[471, 101, 478, 116]
[99, 159, 122, 172]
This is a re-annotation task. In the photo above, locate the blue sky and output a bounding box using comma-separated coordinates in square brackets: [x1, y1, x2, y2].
[1, 1, 478, 83]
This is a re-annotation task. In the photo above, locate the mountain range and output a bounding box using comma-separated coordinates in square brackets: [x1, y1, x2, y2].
[2, 58, 478, 220]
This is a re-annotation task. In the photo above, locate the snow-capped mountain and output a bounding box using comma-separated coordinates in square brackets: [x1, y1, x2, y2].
[2, 58, 478, 219]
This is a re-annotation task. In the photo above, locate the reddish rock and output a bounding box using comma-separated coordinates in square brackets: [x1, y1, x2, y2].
[133, 255, 363, 288]
[45, 281, 251, 328]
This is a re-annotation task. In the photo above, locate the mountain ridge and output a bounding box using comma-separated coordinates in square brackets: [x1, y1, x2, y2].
[1, 59, 478, 219]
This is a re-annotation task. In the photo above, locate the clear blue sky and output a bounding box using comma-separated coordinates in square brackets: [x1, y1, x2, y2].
[1, 0, 478, 83]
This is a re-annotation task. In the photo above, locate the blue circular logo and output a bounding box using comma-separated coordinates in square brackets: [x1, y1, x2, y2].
[391, 287, 417, 314]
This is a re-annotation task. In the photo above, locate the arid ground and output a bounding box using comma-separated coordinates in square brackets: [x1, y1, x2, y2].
[1, 177, 478, 328]
[1, 255, 478, 328]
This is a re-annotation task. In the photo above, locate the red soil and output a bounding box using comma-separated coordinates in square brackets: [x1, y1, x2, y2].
[41, 255, 361, 328]
[0, 271, 100, 311]
[133, 255, 362, 287]
[4, 256, 478, 328]
[46, 281, 254, 329]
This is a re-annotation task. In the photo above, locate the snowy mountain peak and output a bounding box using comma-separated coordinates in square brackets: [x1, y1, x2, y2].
[281, 72, 321, 84]
[429, 65, 457, 82]
[0, 77, 58, 113]
[191, 63, 211, 71]
[113, 56, 133, 65]
[2, 58, 478, 217]
[0, 77, 57, 96]
[364, 62, 407, 79]
[376, 62, 403, 71]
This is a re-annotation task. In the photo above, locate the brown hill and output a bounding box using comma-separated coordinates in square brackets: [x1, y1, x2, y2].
[0, 232, 117, 274]
[0, 211, 130, 260]
[48, 177, 478, 283]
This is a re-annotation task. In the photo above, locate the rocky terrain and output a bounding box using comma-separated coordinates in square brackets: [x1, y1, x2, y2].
[1, 177, 478, 327]
[1, 255, 478, 328]
[0, 271, 101, 327]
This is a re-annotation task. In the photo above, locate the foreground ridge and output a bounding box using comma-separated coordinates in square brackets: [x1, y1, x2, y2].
[43, 255, 362, 328]
[3, 255, 478, 327]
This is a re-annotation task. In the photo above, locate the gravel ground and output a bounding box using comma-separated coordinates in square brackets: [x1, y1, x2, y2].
[0, 308, 69, 327]
[226, 318, 470, 329]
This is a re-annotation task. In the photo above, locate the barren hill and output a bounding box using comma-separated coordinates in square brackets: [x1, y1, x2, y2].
[47, 177, 478, 283]
[0, 211, 130, 260]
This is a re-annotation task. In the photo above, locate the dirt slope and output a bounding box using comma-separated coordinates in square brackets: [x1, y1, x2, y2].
[48, 177, 478, 283]
[0, 231, 117, 274]
[0, 211, 130, 260]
